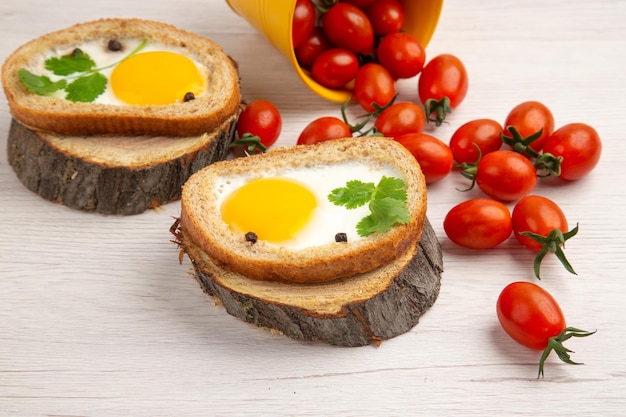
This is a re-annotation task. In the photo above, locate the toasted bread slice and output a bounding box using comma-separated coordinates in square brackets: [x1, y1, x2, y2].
[179, 137, 427, 284]
[1, 18, 241, 137]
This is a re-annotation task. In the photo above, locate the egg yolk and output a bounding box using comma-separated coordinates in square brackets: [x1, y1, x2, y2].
[221, 177, 317, 243]
[110, 51, 204, 105]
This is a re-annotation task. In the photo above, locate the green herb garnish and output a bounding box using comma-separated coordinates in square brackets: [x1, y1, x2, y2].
[328, 176, 410, 237]
[18, 39, 147, 103]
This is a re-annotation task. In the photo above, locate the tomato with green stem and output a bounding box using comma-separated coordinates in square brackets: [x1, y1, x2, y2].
[354, 62, 397, 112]
[449, 118, 503, 164]
[376, 32, 426, 79]
[443, 198, 512, 249]
[542, 123, 602, 180]
[460, 149, 537, 202]
[501, 100, 554, 154]
[496, 281, 595, 378]
[234, 100, 282, 154]
[395, 132, 453, 183]
[512, 195, 578, 279]
[374, 102, 426, 138]
[418, 54, 468, 126]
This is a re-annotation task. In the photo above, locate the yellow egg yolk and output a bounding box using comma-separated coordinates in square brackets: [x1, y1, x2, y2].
[221, 177, 317, 243]
[110, 51, 204, 105]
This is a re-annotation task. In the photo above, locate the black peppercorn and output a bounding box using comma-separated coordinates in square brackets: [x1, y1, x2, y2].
[245, 231, 258, 244]
[107, 40, 122, 52]
[183, 92, 195, 102]
[335, 232, 348, 243]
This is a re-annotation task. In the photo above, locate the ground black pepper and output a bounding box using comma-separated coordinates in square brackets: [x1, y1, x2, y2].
[183, 92, 195, 102]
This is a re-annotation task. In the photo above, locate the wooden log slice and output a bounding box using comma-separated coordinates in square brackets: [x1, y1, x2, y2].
[6, 116, 237, 215]
[171, 217, 443, 347]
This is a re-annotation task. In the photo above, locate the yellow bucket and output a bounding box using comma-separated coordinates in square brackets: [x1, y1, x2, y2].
[225, 0, 443, 102]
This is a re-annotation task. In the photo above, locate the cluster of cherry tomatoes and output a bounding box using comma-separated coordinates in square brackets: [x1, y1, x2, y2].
[233, 0, 602, 378]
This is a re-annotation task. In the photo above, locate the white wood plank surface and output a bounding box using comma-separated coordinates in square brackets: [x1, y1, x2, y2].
[1, 1, 625, 416]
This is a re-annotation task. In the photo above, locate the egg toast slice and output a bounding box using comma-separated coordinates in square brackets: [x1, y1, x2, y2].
[179, 137, 427, 284]
[1, 18, 241, 137]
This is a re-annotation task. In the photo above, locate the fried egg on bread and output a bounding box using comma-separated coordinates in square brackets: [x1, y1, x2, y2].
[179, 137, 427, 284]
[1, 18, 241, 137]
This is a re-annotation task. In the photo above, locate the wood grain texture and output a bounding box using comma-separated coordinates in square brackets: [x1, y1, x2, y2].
[1, 1, 626, 416]
[175, 218, 442, 347]
[6, 117, 237, 214]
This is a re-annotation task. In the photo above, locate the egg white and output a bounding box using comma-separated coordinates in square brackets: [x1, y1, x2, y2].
[214, 160, 404, 250]
[26, 39, 208, 104]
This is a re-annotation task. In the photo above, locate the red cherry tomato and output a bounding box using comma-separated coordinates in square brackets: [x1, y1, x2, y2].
[449, 119, 503, 164]
[296, 116, 353, 145]
[236, 99, 282, 149]
[418, 53, 469, 109]
[475, 150, 537, 202]
[394, 132, 453, 184]
[366, 0, 405, 36]
[321, 3, 374, 54]
[511, 195, 569, 252]
[374, 102, 426, 138]
[376, 33, 426, 79]
[311, 48, 359, 88]
[497, 281, 566, 350]
[295, 27, 332, 70]
[443, 198, 512, 249]
[502, 101, 554, 153]
[353, 63, 397, 112]
[292, 0, 316, 49]
[543, 123, 602, 180]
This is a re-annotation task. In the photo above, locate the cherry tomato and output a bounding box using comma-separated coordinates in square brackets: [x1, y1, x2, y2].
[475, 150, 537, 202]
[395, 133, 453, 184]
[542, 123, 602, 180]
[292, 0, 316, 49]
[449, 119, 503, 164]
[374, 102, 426, 138]
[443, 198, 512, 249]
[502, 101, 554, 153]
[376, 33, 426, 79]
[236, 100, 282, 148]
[366, 0, 405, 36]
[296, 116, 352, 145]
[418, 53, 469, 108]
[311, 48, 359, 88]
[512, 195, 568, 252]
[497, 281, 565, 350]
[353, 63, 397, 112]
[322, 3, 374, 54]
[295, 27, 332, 70]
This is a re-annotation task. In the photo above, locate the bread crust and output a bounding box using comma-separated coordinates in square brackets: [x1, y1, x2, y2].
[180, 137, 427, 284]
[1, 18, 241, 137]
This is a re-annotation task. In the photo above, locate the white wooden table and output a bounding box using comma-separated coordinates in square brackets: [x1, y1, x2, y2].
[2, 1, 625, 415]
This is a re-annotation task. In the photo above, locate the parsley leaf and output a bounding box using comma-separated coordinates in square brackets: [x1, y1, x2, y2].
[17, 39, 148, 103]
[328, 180, 375, 209]
[65, 73, 107, 102]
[18, 69, 67, 95]
[45, 48, 96, 75]
[328, 176, 410, 237]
